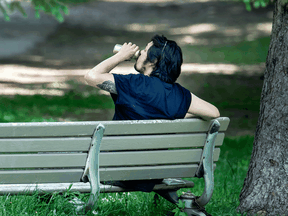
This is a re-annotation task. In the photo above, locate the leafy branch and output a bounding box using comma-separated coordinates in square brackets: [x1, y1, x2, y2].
[243, 0, 275, 11]
[0, 0, 86, 22]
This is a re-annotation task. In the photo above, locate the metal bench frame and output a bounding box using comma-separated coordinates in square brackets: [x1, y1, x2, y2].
[81, 120, 221, 215]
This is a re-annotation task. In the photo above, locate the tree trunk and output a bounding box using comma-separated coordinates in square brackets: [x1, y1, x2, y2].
[237, 1, 288, 215]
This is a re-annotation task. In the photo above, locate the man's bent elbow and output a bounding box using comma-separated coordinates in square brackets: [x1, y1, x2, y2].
[213, 108, 220, 119]
[202, 109, 220, 121]
[84, 73, 89, 84]
[206, 107, 220, 120]
[84, 71, 98, 86]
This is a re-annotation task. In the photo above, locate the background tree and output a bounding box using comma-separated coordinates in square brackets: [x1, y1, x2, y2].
[237, 0, 288, 215]
[0, 0, 90, 22]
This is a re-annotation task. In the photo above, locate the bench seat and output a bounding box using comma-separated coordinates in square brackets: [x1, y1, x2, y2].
[0, 117, 230, 215]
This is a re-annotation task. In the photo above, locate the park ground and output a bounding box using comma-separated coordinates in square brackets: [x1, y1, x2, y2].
[0, 0, 274, 137]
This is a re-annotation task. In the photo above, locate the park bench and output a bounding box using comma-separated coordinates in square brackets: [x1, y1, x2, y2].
[0, 117, 229, 216]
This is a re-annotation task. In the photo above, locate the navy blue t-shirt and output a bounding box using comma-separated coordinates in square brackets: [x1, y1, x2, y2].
[110, 73, 191, 120]
[108, 73, 191, 192]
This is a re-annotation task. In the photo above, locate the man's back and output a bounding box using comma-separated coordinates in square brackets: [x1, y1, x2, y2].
[111, 73, 191, 120]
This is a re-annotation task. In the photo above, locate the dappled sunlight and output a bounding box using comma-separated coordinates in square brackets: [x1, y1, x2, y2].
[0, 65, 88, 84]
[0, 65, 88, 96]
[168, 22, 272, 46]
[16, 55, 66, 67]
[181, 63, 265, 75]
[256, 22, 272, 34]
[0, 83, 65, 96]
[125, 23, 168, 32]
[169, 24, 217, 35]
[223, 27, 242, 37]
[122, 21, 272, 46]
[245, 22, 272, 41]
[0, 62, 265, 96]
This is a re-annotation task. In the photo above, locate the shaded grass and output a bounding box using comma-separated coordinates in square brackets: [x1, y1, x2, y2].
[182, 37, 270, 65]
[0, 136, 254, 215]
[209, 75, 263, 112]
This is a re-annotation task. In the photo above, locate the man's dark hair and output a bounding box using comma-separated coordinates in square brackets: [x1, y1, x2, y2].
[147, 35, 183, 84]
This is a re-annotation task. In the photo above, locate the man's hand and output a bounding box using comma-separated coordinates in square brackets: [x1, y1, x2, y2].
[85, 42, 138, 94]
[116, 42, 139, 61]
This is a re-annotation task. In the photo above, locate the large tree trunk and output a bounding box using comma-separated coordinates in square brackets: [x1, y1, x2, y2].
[237, 1, 288, 215]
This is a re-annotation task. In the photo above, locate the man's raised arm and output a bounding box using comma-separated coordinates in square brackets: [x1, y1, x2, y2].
[84, 42, 139, 94]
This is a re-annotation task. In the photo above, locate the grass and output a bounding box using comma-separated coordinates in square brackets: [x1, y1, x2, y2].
[0, 136, 254, 215]
[182, 37, 270, 65]
[0, 90, 114, 123]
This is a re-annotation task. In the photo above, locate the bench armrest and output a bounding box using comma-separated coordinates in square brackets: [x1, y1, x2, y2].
[195, 119, 220, 207]
[81, 123, 105, 211]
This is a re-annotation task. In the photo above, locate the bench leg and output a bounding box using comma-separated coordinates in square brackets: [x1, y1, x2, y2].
[176, 120, 220, 216]
[81, 123, 105, 212]
[155, 190, 179, 205]
[179, 191, 212, 216]
[155, 190, 211, 216]
[194, 119, 220, 207]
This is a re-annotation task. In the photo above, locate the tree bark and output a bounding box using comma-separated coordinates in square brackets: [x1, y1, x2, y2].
[237, 1, 288, 215]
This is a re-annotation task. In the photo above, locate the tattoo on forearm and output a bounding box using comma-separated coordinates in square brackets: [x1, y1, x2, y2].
[97, 81, 118, 94]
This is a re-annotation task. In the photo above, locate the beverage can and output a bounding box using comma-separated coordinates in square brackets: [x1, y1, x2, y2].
[113, 44, 140, 59]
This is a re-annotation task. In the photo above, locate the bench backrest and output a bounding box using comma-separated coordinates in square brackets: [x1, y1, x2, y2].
[0, 117, 230, 184]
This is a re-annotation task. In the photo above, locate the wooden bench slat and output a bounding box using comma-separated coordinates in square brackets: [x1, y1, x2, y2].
[0, 118, 230, 138]
[0, 169, 83, 184]
[100, 148, 221, 167]
[0, 148, 220, 169]
[0, 164, 217, 183]
[100, 164, 217, 181]
[0, 137, 91, 153]
[0, 133, 225, 153]
[0, 153, 87, 168]
[101, 133, 225, 151]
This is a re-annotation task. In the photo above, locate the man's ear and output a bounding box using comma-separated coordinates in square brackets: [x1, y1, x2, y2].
[150, 58, 158, 68]
[149, 61, 157, 71]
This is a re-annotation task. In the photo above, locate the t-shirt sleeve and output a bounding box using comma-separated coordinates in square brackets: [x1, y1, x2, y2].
[112, 73, 144, 104]
[184, 88, 192, 113]
[174, 84, 192, 119]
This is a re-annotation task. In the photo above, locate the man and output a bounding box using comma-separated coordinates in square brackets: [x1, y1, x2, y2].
[85, 35, 220, 121]
[84, 35, 220, 191]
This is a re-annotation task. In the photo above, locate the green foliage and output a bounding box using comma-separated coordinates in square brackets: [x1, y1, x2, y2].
[31, 0, 70, 22]
[243, 0, 271, 11]
[171, 200, 188, 216]
[1, 0, 92, 22]
[0, 1, 11, 21]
